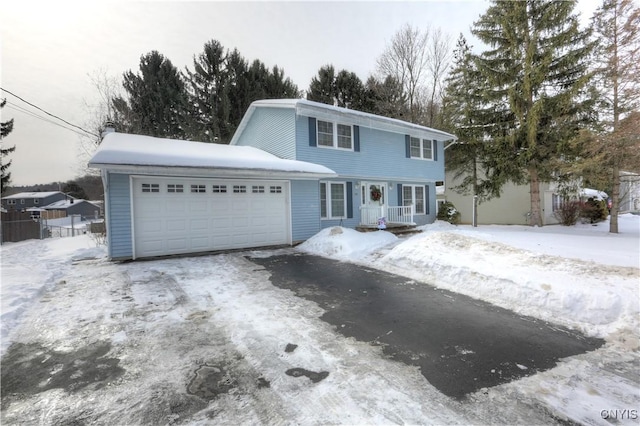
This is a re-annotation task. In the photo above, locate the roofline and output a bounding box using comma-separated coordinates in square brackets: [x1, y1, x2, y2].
[88, 163, 337, 180]
[230, 98, 457, 145]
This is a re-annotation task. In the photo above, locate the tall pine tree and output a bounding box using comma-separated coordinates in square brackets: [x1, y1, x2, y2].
[472, 0, 595, 226]
[441, 35, 513, 225]
[1, 98, 16, 194]
[113, 51, 188, 139]
[184, 40, 229, 143]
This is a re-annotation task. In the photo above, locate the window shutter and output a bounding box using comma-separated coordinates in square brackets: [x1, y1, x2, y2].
[397, 184, 403, 206]
[405, 135, 411, 158]
[354, 125, 360, 152]
[433, 140, 438, 161]
[346, 182, 353, 218]
[309, 117, 317, 147]
[425, 185, 430, 214]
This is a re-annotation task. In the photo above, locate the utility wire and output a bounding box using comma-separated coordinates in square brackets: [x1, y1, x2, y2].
[0, 87, 99, 137]
[5, 102, 91, 138]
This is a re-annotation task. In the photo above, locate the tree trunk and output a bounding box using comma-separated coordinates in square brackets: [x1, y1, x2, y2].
[529, 166, 543, 227]
[610, 164, 620, 233]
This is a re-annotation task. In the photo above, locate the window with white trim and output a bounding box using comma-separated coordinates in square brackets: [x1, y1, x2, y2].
[402, 184, 426, 214]
[7, 199, 16, 205]
[233, 185, 247, 193]
[270, 186, 282, 193]
[142, 183, 160, 193]
[34, 199, 40, 204]
[212, 185, 227, 193]
[317, 120, 353, 150]
[409, 137, 434, 160]
[252, 185, 265, 193]
[320, 182, 346, 219]
[552, 194, 565, 212]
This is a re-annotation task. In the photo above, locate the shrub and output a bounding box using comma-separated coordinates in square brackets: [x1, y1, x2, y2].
[554, 200, 581, 226]
[580, 198, 608, 224]
[437, 201, 461, 224]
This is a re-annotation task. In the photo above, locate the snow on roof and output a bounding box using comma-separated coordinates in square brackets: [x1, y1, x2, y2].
[580, 188, 608, 200]
[43, 199, 98, 210]
[2, 191, 62, 199]
[89, 133, 336, 176]
[230, 98, 457, 146]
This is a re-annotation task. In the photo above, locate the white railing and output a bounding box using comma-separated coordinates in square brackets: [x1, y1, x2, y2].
[359, 205, 415, 226]
[386, 205, 415, 225]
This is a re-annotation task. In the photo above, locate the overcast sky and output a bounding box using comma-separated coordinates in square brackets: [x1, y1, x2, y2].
[1, 0, 599, 187]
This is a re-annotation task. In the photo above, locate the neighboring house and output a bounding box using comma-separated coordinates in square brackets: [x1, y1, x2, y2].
[1, 191, 66, 212]
[41, 199, 102, 220]
[444, 169, 609, 225]
[620, 171, 640, 213]
[89, 99, 455, 260]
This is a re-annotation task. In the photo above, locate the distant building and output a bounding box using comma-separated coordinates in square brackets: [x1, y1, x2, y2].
[1, 191, 67, 212]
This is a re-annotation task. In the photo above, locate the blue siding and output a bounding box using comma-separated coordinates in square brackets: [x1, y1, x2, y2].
[295, 115, 444, 182]
[107, 173, 133, 259]
[234, 107, 296, 159]
[291, 180, 321, 242]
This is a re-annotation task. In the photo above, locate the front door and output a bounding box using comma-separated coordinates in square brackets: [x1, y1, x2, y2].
[360, 182, 386, 225]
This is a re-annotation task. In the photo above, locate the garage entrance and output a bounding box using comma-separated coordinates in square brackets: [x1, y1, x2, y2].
[132, 177, 290, 258]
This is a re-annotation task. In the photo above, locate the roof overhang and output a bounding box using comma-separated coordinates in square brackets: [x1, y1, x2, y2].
[88, 163, 337, 180]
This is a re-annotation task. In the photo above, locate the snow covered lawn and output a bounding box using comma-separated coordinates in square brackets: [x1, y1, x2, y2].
[1, 215, 638, 424]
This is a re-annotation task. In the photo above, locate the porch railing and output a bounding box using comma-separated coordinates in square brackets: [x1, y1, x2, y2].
[359, 204, 415, 226]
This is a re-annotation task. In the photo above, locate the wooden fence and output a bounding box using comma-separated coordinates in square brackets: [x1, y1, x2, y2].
[1, 211, 42, 243]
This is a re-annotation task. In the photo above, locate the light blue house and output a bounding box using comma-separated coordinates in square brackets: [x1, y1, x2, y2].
[231, 99, 455, 230]
[89, 99, 455, 260]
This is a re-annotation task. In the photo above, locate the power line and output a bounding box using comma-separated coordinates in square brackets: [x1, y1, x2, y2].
[0, 87, 99, 137]
[5, 102, 92, 138]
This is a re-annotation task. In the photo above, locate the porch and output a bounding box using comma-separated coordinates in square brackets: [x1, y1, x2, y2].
[358, 204, 416, 229]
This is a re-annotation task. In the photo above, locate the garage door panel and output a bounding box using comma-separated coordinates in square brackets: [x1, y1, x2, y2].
[133, 178, 289, 258]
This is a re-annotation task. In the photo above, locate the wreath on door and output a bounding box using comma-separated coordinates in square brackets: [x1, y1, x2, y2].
[370, 185, 382, 202]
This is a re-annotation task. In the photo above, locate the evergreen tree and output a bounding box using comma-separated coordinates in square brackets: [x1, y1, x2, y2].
[266, 66, 299, 99]
[307, 65, 336, 105]
[334, 70, 365, 109]
[472, 0, 595, 226]
[361, 75, 408, 119]
[307, 65, 366, 109]
[62, 181, 88, 200]
[588, 0, 640, 233]
[1, 98, 16, 194]
[184, 40, 229, 143]
[113, 51, 188, 139]
[441, 35, 512, 224]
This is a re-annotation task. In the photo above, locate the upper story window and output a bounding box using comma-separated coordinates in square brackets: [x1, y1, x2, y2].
[317, 120, 353, 150]
[410, 137, 434, 160]
[34, 199, 40, 204]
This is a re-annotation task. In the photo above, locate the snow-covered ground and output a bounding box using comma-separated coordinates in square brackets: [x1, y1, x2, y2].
[1, 215, 639, 424]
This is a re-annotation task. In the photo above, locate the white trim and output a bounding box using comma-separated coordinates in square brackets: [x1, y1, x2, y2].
[90, 164, 335, 180]
[316, 119, 354, 151]
[402, 184, 427, 215]
[320, 180, 348, 219]
[129, 175, 136, 260]
[409, 137, 434, 161]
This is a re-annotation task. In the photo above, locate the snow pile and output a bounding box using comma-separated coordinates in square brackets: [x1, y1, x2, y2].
[298, 226, 398, 261]
[298, 218, 640, 340]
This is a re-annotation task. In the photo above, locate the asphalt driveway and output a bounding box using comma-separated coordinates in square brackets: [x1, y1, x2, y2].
[249, 253, 604, 399]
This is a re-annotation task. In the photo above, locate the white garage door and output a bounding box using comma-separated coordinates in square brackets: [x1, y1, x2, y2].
[132, 177, 289, 258]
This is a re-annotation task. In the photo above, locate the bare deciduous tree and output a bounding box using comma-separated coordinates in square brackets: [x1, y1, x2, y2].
[591, 0, 640, 233]
[376, 23, 453, 126]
